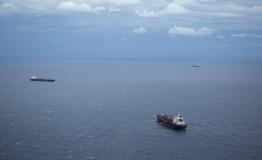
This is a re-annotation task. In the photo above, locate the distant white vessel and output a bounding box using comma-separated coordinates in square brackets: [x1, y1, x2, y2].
[191, 64, 201, 67]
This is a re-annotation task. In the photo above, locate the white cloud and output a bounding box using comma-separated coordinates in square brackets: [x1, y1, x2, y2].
[133, 26, 147, 33]
[88, 0, 141, 6]
[162, 3, 188, 15]
[56, 1, 106, 13]
[135, 0, 262, 21]
[211, 12, 243, 18]
[168, 26, 214, 37]
[0, 3, 16, 9]
[136, 2, 188, 17]
[108, 7, 120, 12]
[135, 10, 158, 17]
[104, 0, 141, 6]
[231, 33, 262, 38]
[0, 3, 17, 13]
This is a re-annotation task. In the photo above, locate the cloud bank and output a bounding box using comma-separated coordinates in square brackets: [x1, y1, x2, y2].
[168, 26, 214, 37]
[56, 1, 106, 13]
[231, 33, 262, 38]
[1, 0, 262, 39]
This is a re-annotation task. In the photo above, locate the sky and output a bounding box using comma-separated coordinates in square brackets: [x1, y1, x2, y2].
[1, 0, 262, 58]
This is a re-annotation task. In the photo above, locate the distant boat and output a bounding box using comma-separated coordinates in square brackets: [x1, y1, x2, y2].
[157, 113, 187, 129]
[191, 64, 201, 67]
[30, 76, 55, 82]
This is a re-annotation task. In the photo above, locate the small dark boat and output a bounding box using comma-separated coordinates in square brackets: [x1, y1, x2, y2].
[157, 113, 187, 129]
[30, 76, 55, 82]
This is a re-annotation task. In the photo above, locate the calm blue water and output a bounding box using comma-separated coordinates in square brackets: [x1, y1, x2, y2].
[0, 58, 262, 160]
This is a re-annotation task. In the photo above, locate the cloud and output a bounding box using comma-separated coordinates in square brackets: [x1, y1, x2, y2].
[86, 0, 141, 6]
[136, 2, 188, 17]
[0, 3, 16, 9]
[211, 12, 243, 18]
[162, 3, 188, 15]
[102, 0, 141, 6]
[135, 0, 262, 20]
[0, 3, 17, 13]
[56, 1, 106, 13]
[108, 7, 120, 12]
[231, 33, 262, 38]
[133, 26, 147, 33]
[168, 26, 214, 37]
[135, 10, 158, 17]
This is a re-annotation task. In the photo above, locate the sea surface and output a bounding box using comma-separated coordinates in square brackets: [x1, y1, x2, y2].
[0, 58, 262, 160]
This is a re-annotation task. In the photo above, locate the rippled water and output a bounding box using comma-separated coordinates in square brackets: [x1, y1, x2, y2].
[0, 58, 262, 160]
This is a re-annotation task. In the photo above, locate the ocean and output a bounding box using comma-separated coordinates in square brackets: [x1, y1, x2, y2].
[0, 58, 262, 160]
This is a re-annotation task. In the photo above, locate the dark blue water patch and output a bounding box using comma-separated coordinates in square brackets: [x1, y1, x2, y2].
[0, 58, 262, 160]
